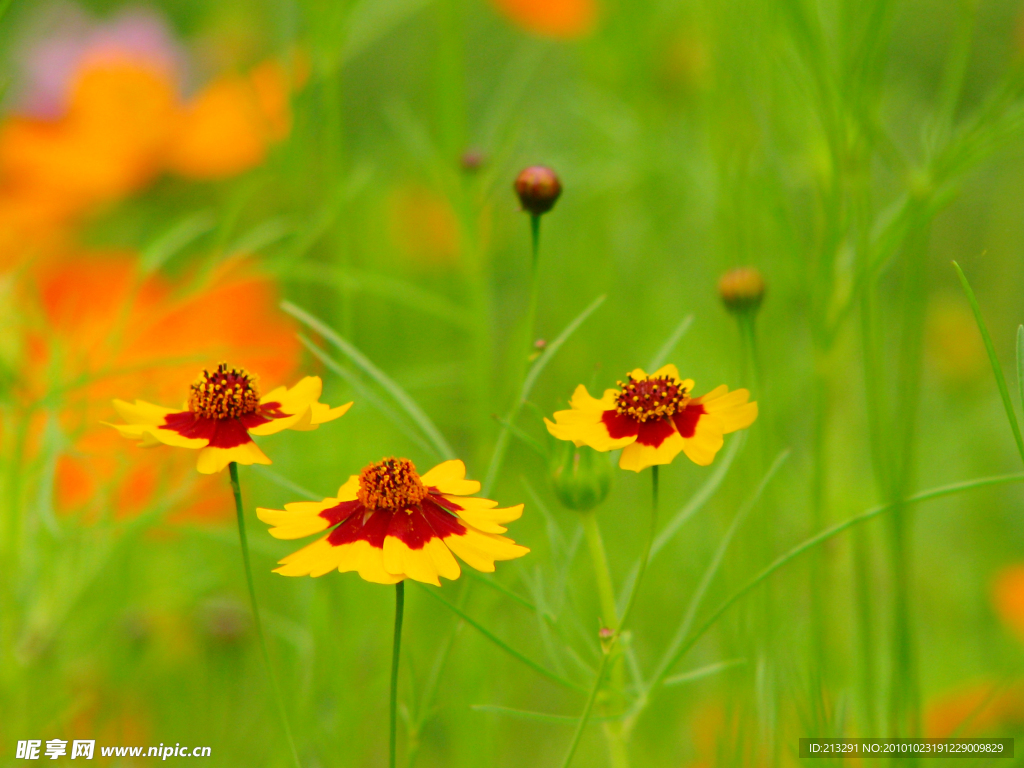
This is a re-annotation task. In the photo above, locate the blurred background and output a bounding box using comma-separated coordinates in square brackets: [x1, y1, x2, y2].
[3, 0, 1024, 765]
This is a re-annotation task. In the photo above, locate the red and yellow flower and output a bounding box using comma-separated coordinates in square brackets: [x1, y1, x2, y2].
[545, 364, 757, 472]
[258, 457, 529, 585]
[109, 362, 350, 474]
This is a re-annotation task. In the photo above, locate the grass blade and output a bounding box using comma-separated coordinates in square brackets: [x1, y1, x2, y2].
[662, 658, 746, 687]
[287, 263, 473, 330]
[415, 583, 587, 694]
[647, 314, 695, 372]
[1017, 325, 1023, 417]
[140, 211, 215, 273]
[952, 262, 1024, 466]
[470, 705, 622, 725]
[656, 471, 1024, 687]
[648, 450, 789, 685]
[298, 334, 438, 458]
[282, 301, 455, 459]
[483, 294, 606, 494]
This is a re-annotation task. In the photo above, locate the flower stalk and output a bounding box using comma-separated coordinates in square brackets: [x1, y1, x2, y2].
[390, 581, 405, 768]
[228, 462, 302, 768]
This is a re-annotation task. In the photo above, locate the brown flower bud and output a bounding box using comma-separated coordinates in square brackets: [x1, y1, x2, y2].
[718, 267, 766, 314]
[514, 166, 562, 215]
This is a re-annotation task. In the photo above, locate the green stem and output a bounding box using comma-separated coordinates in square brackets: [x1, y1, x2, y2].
[482, 213, 543, 494]
[228, 463, 302, 768]
[562, 466, 659, 768]
[391, 581, 405, 768]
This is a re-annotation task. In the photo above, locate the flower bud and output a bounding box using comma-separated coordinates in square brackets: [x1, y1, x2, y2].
[514, 165, 562, 215]
[460, 148, 486, 172]
[549, 441, 612, 512]
[718, 267, 765, 315]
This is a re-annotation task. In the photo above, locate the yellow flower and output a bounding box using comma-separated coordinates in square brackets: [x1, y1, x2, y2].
[108, 362, 350, 474]
[258, 458, 529, 586]
[545, 364, 757, 472]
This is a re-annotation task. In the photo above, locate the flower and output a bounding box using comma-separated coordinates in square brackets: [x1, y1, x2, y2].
[545, 364, 757, 472]
[489, 0, 597, 39]
[108, 362, 350, 474]
[258, 458, 529, 585]
[11, 251, 302, 520]
[992, 564, 1024, 642]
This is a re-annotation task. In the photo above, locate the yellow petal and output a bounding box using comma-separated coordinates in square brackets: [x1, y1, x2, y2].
[618, 430, 685, 472]
[383, 534, 440, 586]
[257, 498, 340, 540]
[567, 384, 618, 412]
[420, 459, 481, 495]
[196, 441, 271, 474]
[651, 364, 681, 381]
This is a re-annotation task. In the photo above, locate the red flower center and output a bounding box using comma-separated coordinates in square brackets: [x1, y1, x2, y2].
[614, 374, 689, 422]
[188, 363, 260, 420]
[357, 457, 428, 511]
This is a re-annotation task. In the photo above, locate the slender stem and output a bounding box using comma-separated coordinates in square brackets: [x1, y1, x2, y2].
[391, 581, 405, 768]
[482, 213, 543, 494]
[228, 463, 302, 768]
[581, 511, 630, 768]
[562, 466, 659, 768]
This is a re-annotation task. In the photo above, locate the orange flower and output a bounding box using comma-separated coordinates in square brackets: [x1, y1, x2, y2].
[992, 564, 1024, 641]
[489, 0, 597, 39]
[14, 251, 304, 520]
[167, 60, 294, 180]
[387, 183, 462, 267]
[925, 681, 1024, 737]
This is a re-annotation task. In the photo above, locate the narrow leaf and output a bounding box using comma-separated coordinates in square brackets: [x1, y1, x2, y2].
[663, 658, 746, 687]
[649, 450, 789, 683]
[415, 583, 587, 693]
[648, 314, 694, 372]
[1017, 325, 1023, 418]
[298, 334, 438, 458]
[470, 705, 621, 725]
[484, 294, 606, 494]
[282, 301, 455, 459]
[656, 471, 1024, 687]
[140, 211, 215, 273]
[953, 262, 1024, 466]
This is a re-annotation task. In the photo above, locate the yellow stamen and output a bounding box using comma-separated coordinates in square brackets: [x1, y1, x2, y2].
[615, 373, 689, 422]
[358, 457, 428, 511]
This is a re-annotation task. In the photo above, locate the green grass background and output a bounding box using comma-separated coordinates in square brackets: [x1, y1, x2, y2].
[5, 0, 1024, 765]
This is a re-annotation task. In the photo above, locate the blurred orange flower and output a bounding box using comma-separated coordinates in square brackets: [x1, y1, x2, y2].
[925, 681, 1024, 737]
[167, 60, 294, 180]
[489, 0, 597, 39]
[0, 5, 300, 245]
[387, 183, 463, 267]
[13, 251, 301, 521]
[992, 564, 1024, 642]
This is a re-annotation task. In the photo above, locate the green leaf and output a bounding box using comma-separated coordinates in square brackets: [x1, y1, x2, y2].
[287, 263, 473, 329]
[470, 705, 622, 725]
[140, 211, 215, 274]
[483, 294, 607, 495]
[647, 314, 694, 372]
[415, 583, 587, 694]
[282, 301, 455, 459]
[297, 333, 440, 458]
[662, 658, 746, 688]
[953, 262, 1024, 467]
[656, 471, 1024, 688]
[648, 450, 789, 687]
[1017, 325, 1023, 418]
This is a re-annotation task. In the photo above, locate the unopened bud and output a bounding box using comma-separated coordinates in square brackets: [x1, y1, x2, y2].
[550, 442, 612, 512]
[718, 267, 765, 315]
[514, 166, 562, 215]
